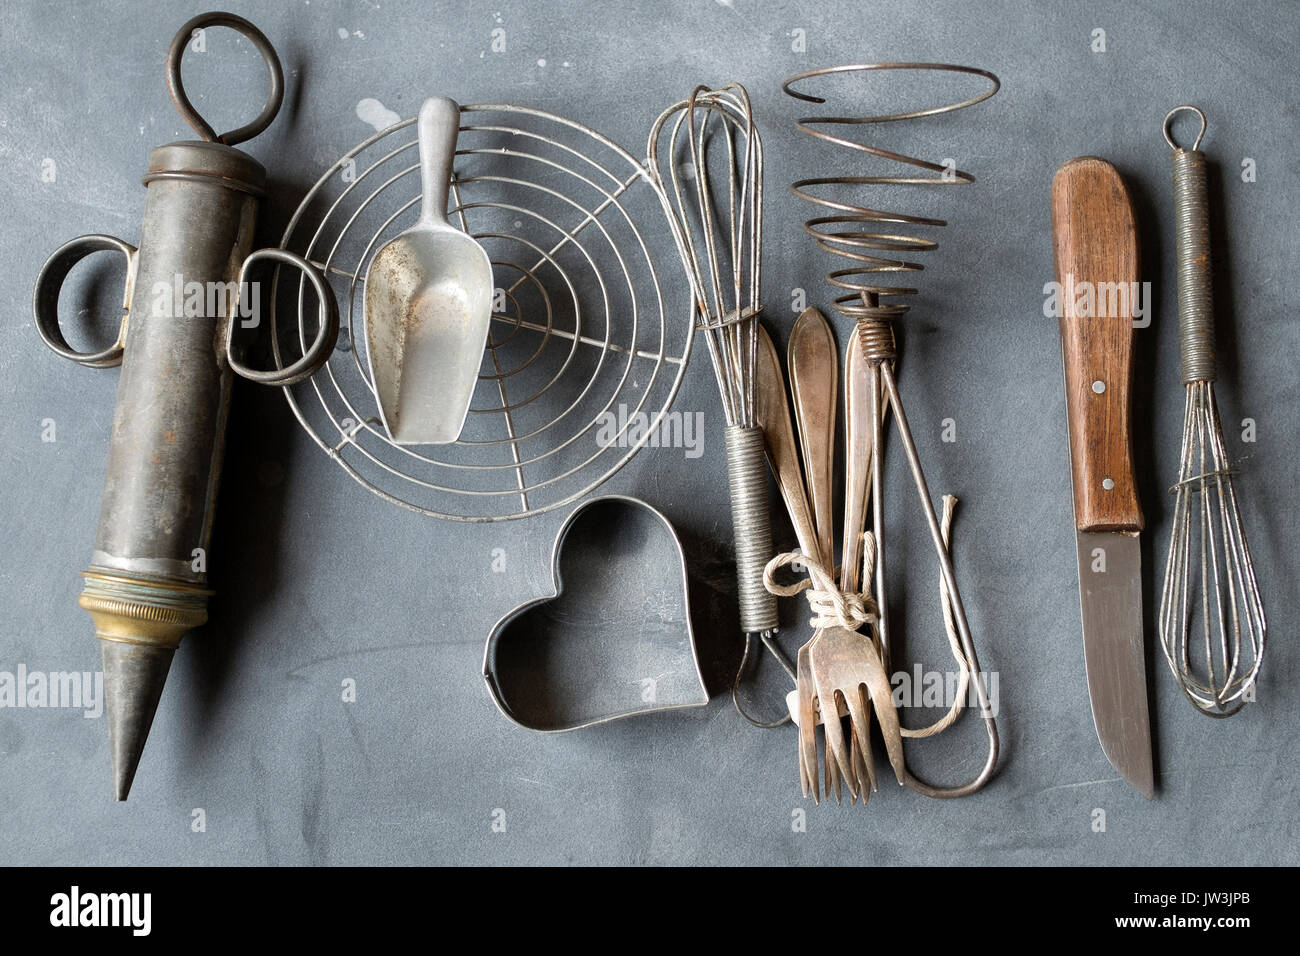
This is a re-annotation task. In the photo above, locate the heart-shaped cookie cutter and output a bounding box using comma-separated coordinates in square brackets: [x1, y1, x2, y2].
[482, 495, 708, 732]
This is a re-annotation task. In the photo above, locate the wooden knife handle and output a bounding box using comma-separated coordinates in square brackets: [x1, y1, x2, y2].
[1051, 156, 1144, 533]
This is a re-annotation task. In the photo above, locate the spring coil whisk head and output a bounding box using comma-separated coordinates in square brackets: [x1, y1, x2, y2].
[648, 83, 763, 428]
[782, 64, 999, 356]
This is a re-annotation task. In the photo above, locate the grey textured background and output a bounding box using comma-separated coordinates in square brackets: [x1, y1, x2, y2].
[2, 0, 1297, 865]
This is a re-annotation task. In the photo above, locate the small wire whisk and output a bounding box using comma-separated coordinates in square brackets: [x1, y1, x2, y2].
[649, 84, 789, 721]
[1158, 106, 1266, 718]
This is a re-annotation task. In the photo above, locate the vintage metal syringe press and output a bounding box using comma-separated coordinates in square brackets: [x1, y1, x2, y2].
[33, 12, 339, 799]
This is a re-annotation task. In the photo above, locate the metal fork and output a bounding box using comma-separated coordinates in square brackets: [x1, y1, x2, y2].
[787, 308, 852, 803]
[790, 314, 899, 803]
[808, 323, 906, 801]
[755, 323, 835, 802]
[758, 317, 894, 802]
[817, 322, 876, 800]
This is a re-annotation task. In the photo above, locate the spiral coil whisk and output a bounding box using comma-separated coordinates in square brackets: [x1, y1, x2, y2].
[785, 63, 999, 342]
[783, 65, 1001, 796]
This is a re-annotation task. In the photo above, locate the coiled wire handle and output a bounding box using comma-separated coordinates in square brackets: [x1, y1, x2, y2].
[725, 424, 777, 633]
[1164, 106, 1216, 385]
[166, 11, 284, 146]
[783, 64, 1001, 797]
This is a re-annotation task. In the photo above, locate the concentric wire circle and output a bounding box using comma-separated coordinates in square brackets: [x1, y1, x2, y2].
[271, 105, 692, 521]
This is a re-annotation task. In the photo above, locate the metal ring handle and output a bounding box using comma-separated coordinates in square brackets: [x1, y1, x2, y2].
[166, 12, 283, 146]
[227, 248, 338, 387]
[33, 234, 137, 369]
[1163, 104, 1207, 152]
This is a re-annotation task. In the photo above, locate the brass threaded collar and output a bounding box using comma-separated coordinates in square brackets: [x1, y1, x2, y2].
[78, 570, 212, 649]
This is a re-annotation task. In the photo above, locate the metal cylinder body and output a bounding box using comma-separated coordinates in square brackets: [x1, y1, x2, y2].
[724, 423, 779, 634]
[89, 143, 261, 585]
[1171, 148, 1216, 384]
[76, 141, 265, 796]
[82, 142, 263, 625]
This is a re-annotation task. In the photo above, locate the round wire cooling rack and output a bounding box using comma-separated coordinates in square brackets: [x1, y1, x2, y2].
[271, 104, 693, 522]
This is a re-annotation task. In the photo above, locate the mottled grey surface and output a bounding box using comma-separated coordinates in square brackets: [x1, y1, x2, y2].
[1, 0, 1296, 866]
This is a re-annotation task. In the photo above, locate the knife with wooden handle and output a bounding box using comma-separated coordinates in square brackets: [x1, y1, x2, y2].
[1051, 156, 1154, 799]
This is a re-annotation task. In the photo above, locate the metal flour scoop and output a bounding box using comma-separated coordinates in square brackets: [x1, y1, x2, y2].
[364, 96, 494, 444]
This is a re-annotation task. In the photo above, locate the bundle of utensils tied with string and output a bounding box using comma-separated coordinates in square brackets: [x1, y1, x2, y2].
[761, 65, 1006, 804]
[649, 71, 1002, 804]
[758, 311, 993, 804]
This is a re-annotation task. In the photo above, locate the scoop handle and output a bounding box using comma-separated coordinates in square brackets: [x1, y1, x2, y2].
[417, 96, 461, 223]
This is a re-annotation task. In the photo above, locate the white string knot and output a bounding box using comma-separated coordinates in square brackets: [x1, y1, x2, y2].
[763, 535, 879, 633]
[764, 495, 974, 740]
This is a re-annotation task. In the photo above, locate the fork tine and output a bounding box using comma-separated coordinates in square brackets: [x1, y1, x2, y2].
[797, 726, 810, 799]
[823, 676, 851, 802]
[861, 644, 906, 784]
[799, 724, 817, 804]
[858, 697, 878, 794]
[849, 695, 876, 798]
[797, 645, 819, 804]
[847, 725, 864, 805]
[842, 683, 877, 797]
[795, 678, 809, 797]
[820, 695, 858, 800]
[824, 714, 844, 804]
[798, 734, 811, 800]
[859, 733, 876, 799]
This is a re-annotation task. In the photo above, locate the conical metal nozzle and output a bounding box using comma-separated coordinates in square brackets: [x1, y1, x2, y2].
[102, 640, 175, 800]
